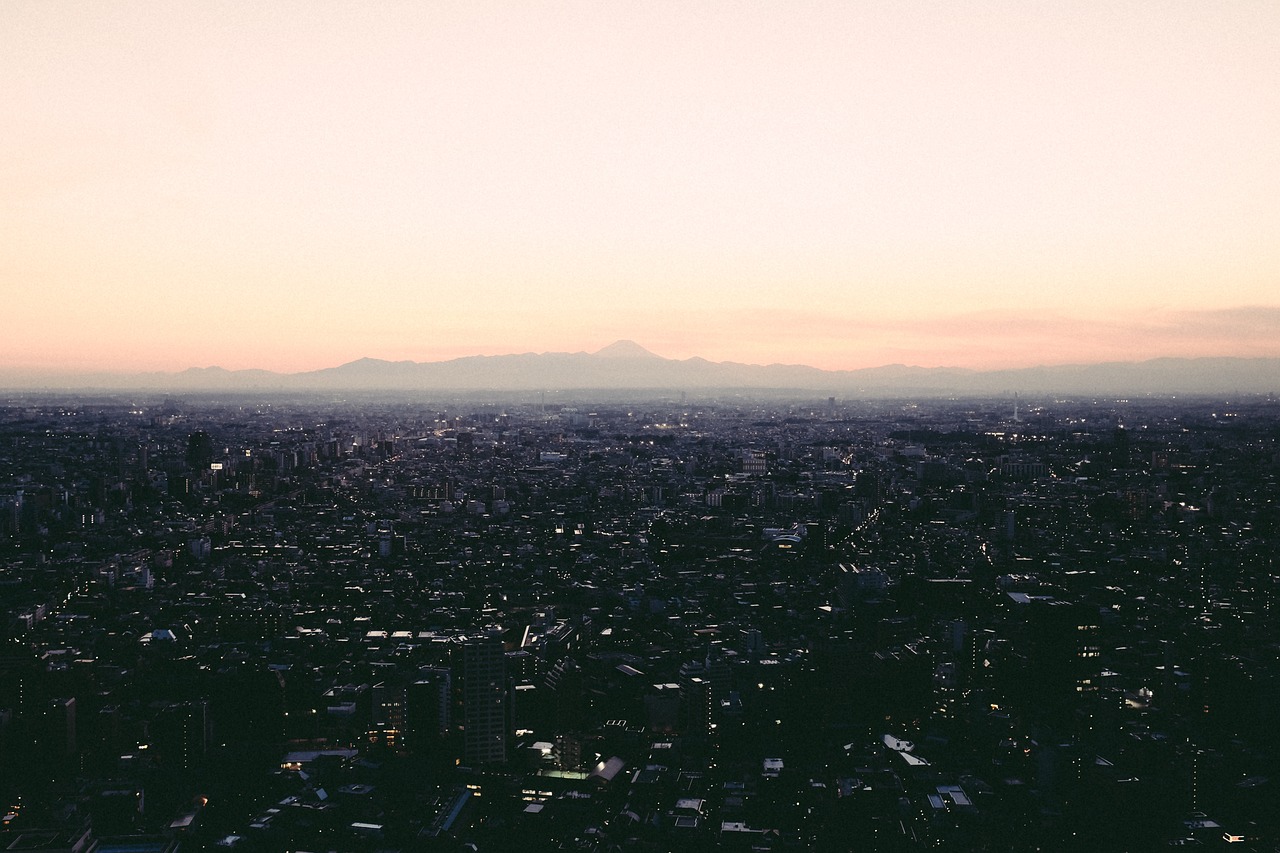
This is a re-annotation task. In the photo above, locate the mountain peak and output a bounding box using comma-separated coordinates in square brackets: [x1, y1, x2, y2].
[593, 340, 661, 359]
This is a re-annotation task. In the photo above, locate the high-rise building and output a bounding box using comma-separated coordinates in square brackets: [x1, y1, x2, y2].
[460, 634, 507, 765]
[152, 700, 208, 771]
[644, 683, 681, 733]
[703, 643, 731, 709]
[682, 676, 714, 736]
[406, 668, 452, 756]
[44, 696, 76, 759]
[0, 639, 37, 720]
[186, 431, 214, 470]
[543, 656, 585, 731]
[370, 682, 406, 752]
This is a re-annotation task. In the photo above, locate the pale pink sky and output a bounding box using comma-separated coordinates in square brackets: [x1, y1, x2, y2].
[4, 1, 1279, 373]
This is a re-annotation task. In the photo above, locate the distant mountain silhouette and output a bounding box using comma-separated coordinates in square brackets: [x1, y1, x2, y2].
[4, 343, 1279, 396]
[593, 340, 661, 359]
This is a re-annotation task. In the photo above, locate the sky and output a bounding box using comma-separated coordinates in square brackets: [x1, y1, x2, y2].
[4, 1, 1280, 374]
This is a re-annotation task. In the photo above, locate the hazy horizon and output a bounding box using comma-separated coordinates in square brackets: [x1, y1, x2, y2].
[6, 2, 1280, 374]
[3, 340, 1279, 400]
[8, 337, 1280, 379]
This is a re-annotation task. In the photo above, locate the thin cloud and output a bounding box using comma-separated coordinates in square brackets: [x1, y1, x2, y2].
[703, 305, 1280, 371]
[1150, 305, 1280, 338]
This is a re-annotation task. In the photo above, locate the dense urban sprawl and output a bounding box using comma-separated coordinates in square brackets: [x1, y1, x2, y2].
[2, 392, 1279, 851]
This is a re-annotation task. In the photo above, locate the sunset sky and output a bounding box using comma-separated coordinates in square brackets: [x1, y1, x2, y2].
[4, 1, 1280, 374]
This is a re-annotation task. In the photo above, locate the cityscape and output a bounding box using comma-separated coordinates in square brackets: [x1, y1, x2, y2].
[7, 2, 1280, 850]
[2, 386, 1278, 850]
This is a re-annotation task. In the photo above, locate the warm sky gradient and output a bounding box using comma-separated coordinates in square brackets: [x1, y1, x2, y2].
[5, 1, 1280, 374]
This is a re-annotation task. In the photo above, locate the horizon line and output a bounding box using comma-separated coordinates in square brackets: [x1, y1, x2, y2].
[4, 345, 1280, 380]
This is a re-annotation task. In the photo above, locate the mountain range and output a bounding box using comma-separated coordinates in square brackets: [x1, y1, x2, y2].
[4, 342, 1280, 396]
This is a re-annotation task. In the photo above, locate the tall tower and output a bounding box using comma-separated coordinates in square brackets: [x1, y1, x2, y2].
[406, 667, 452, 756]
[460, 634, 507, 765]
[703, 643, 730, 708]
[153, 700, 207, 770]
[370, 682, 406, 752]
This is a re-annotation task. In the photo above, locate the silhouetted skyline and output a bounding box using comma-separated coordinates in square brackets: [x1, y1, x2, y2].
[3, 340, 1279, 397]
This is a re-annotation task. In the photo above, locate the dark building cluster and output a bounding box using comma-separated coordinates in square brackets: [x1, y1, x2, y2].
[2, 391, 1279, 851]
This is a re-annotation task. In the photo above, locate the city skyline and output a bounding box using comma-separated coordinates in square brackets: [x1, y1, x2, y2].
[5, 1, 1280, 375]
